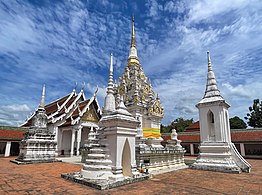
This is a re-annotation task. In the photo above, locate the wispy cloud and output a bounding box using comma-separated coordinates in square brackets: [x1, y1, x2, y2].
[0, 104, 31, 126]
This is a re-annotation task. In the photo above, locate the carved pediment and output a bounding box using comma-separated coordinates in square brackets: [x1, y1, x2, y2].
[148, 100, 164, 117]
[81, 106, 99, 122]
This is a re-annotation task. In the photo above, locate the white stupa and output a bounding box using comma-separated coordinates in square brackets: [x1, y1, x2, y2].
[191, 51, 251, 173]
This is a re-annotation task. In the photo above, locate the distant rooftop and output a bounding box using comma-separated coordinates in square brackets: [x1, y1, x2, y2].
[0, 126, 27, 141]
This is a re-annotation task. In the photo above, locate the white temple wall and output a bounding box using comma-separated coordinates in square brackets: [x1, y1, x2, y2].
[199, 104, 232, 143]
[107, 133, 118, 169]
[151, 120, 161, 129]
[106, 129, 136, 175]
[143, 118, 152, 128]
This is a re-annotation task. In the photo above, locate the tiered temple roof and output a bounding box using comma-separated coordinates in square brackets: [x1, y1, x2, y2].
[21, 89, 101, 128]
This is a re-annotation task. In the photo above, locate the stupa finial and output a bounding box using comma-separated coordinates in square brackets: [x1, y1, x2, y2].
[131, 15, 136, 48]
[207, 51, 212, 72]
[200, 51, 223, 102]
[103, 53, 115, 113]
[128, 16, 139, 65]
[39, 84, 45, 110]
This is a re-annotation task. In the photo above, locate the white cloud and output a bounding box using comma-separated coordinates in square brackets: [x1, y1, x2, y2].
[164, 0, 186, 14]
[0, 104, 32, 126]
[146, 0, 163, 17]
[1, 104, 31, 112]
[188, 0, 248, 23]
[222, 83, 251, 98]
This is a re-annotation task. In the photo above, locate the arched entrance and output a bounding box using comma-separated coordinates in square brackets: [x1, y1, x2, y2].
[122, 139, 132, 176]
[207, 110, 215, 141]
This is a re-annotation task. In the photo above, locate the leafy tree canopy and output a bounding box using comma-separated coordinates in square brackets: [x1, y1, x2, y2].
[160, 124, 172, 133]
[229, 116, 247, 129]
[244, 99, 262, 128]
[161, 117, 194, 133]
[173, 118, 193, 132]
[161, 118, 194, 133]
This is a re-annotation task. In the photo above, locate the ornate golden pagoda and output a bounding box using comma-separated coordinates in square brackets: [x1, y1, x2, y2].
[116, 17, 164, 139]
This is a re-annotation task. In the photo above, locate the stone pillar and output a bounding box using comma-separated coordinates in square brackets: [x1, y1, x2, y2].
[190, 144, 194, 156]
[58, 129, 63, 155]
[90, 125, 94, 136]
[54, 127, 59, 156]
[70, 130, 76, 156]
[76, 127, 82, 156]
[4, 141, 11, 157]
[240, 143, 245, 157]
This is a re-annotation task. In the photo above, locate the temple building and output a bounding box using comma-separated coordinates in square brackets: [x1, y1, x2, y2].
[116, 17, 164, 146]
[21, 87, 101, 156]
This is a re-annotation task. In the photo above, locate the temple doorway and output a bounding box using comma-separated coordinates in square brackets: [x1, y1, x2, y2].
[208, 110, 215, 141]
[122, 139, 132, 176]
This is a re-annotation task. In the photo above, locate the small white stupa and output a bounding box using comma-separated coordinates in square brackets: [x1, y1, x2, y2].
[12, 85, 57, 164]
[191, 51, 251, 173]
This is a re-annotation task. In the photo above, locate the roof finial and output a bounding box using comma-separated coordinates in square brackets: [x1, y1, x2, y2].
[131, 15, 136, 48]
[81, 82, 86, 91]
[94, 86, 98, 97]
[74, 82, 78, 92]
[39, 84, 45, 110]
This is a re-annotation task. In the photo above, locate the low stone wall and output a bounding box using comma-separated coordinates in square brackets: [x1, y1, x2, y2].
[136, 147, 185, 171]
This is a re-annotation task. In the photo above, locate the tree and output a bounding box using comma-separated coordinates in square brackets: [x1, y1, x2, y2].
[160, 124, 172, 133]
[244, 99, 262, 128]
[229, 116, 247, 129]
[172, 118, 193, 132]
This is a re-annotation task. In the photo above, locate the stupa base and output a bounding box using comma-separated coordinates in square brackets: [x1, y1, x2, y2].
[10, 158, 62, 165]
[61, 172, 149, 190]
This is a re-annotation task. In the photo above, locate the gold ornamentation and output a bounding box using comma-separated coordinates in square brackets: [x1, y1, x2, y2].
[143, 85, 150, 94]
[134, 96, 140, 104]
[118, 85, 126, 95]
[148, 100, 164, 117]
[128, 58, 139, 66]
[81, 107, 99, 122]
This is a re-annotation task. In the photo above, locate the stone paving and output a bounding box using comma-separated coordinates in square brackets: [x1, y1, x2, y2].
[0, 157, 261, 194]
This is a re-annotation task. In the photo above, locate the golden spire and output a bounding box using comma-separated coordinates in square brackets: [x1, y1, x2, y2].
[131, 16, 136, 48]
[128, 16, 139, 66]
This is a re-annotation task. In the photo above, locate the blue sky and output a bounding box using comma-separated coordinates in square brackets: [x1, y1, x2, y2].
[0, 0, 262, 126]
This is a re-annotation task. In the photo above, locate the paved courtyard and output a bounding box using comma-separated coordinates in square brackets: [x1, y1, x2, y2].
[0, 157, 261, 194]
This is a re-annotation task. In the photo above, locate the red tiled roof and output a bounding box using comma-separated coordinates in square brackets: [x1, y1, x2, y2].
[178, 134, 200, 142]
[163, 129, 262, 143]
[231, 130, 262, 142]
[185, 121, 200, 132]
[79, 99, 90, 110]
[162, 133, 200, 142]
[0, 127, 26, 141]
[45, 94, 71, 115]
